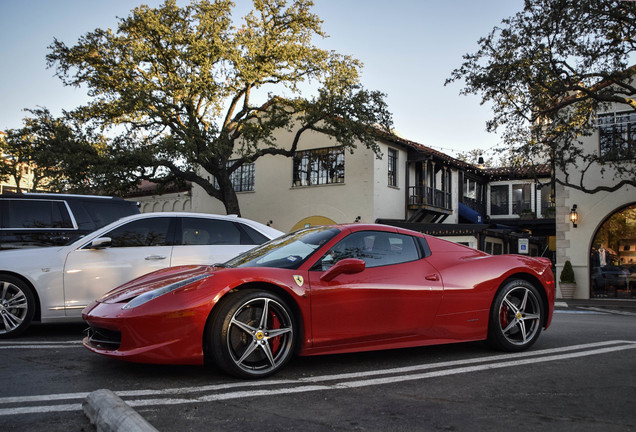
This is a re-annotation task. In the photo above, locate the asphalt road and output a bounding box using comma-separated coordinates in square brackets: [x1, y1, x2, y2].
[1, 304, 636, 432]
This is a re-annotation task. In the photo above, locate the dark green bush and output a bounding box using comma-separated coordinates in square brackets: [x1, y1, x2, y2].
[560, 260, 575, 284]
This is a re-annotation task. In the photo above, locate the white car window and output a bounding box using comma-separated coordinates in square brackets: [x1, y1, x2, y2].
[107, 217, 173, 247]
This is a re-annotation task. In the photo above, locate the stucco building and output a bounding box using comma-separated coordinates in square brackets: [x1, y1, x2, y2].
[178, 123, 555, 263]
[555, 105, 636, 299]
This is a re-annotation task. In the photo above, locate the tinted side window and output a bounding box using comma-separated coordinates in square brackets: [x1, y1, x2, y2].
[180, 218, 242, 245]
[3, 200, 73, 229]
[238, 224, 270, 245]
[106, 217, 173, 247]
[81, 201, 139, 229]
[67, 200, 139, 230]
[317, 231, 421, 269]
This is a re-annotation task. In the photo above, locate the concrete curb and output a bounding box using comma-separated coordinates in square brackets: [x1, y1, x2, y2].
[83, 389, 159, 432]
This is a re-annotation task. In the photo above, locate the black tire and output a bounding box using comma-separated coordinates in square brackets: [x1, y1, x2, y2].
[487, 279, 544, 352]
[0, 275, 35, 338]
[208, 290, 296, 379]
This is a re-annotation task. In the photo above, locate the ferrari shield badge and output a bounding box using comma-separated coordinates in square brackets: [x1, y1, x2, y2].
[293, 275, 304, 287]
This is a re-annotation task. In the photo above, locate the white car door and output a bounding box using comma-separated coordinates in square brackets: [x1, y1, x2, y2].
[170, 216, 265, 266]
[62, 216, 175, 316]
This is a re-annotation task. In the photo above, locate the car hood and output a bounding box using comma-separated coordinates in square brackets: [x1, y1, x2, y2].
[0, 246, 66, 267]
[98, 264, 215, 304]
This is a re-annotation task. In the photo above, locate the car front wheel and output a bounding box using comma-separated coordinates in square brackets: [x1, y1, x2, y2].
[208, 290, 296, 379]
[487, 279, 544, 352]
[0, 275, 35, 338]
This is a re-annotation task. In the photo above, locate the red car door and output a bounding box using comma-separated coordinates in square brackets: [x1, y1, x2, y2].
[307, 230, 443, 349]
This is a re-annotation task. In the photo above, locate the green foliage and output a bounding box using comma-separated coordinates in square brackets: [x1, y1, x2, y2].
[46, 0, 393, 214]
[560, 260, 575, 284]
[447, 0, 636, 194]
[0, 108, 109, 193]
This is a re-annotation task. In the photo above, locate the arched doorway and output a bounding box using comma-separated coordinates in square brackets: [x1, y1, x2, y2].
[589, 203, 636, 298]
[291, 215, 337, 232]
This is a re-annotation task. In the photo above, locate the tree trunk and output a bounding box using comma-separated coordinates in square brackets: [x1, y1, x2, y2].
[218, 177, 241, 217]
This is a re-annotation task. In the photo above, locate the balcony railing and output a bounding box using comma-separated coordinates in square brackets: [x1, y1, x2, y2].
[462, 197, 485, 216]
[408, 186, 452, 211]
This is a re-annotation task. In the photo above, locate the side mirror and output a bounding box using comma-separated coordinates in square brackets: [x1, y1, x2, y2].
[320, 258, 366, 282]
[89, 237, 112, 249]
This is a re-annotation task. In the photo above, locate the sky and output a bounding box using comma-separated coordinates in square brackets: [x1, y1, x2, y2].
[0, 0, 523, 158]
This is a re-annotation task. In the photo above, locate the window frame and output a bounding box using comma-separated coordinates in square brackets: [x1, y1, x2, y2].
[292, 146, 345, 187]
[598, 111, 636, 161]
[95, 217, 175, 248]
[0, 199, 76, 230]
[312, 230, 423, 270]
[388, 148, 398, 187]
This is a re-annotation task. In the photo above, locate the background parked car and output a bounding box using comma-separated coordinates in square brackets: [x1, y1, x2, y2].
[591, 265, 629, 296]
[0, 193, 140, 250]
[0, 212, 283, 338]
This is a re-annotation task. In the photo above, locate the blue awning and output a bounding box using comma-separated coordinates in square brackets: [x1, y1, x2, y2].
[458, 203, 483, 224]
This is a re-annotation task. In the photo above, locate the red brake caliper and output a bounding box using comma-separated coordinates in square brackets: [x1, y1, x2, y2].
[269, 313, 282, 353]
[499, 303, 509, 329]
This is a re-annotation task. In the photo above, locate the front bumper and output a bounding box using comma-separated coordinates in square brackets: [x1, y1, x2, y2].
[82, 300, 209, 365]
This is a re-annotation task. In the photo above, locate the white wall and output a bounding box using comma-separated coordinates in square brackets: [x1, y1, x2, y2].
[555, 103, 636, 298]
[373, 143, 407, 222]
[190, 126, 406, 233]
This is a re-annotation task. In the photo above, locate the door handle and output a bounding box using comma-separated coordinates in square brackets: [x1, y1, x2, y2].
[425, 274, 439, 281]
[145, 255, 167, 260]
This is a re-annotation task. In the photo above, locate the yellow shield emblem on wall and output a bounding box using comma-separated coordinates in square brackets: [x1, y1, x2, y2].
[293, 275, 304, 287]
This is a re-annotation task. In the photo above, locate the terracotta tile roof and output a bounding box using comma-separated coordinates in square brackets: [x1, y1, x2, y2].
[378, 130, 479, 171]
[483, 163, 551, 179]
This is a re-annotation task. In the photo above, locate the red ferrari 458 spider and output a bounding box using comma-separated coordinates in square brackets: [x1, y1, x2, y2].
[82, 224, 555, 379]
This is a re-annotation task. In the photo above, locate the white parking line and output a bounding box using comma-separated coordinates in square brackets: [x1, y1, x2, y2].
[0, 340, 82, 350]
[1, 340, 635, 416]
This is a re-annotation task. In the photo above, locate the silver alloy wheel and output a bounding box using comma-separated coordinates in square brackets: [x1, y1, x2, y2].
[226, 297, 294, 375]
[0, 280, 29, 335]
[497, 285, 541, 346]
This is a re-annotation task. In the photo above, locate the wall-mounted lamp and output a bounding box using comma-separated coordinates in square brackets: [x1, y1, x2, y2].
[569, 205, 578, 228]
[266, 220, 273, 227]
[354, 216, 361, 223]
[477, 155, 485, 169]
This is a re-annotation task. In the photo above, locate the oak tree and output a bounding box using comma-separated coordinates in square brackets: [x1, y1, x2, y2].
[0, 108, 106, 193]
[47, 0, 393, 215]
[447, 0, 636, 193]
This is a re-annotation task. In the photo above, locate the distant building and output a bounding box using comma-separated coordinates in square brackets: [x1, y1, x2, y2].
[181, 122, 554, 260]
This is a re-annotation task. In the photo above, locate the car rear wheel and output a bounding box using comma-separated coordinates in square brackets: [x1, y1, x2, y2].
[487, 279, 543, 352]
[0, 276, 35, 338]
[208, 290, 296, 379]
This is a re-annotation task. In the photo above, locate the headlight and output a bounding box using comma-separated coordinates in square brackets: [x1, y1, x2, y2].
[122, 274, 211, 310]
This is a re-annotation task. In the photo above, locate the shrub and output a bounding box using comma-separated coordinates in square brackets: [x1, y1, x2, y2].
[560, 260, 575, 284]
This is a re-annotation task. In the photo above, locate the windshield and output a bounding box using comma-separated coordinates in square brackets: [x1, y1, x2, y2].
[225, 226, 341, 269]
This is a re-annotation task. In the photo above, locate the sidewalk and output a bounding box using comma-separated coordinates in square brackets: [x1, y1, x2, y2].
[555, 298, 636, 312]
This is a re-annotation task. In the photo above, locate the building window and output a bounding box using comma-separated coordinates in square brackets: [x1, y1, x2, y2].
[485, 239, 504, 255]
[464, 177, 482, 200]
[292, 146, 344, 187]
[538, 184, 553, 217]
[598, 111, 636, 161]
[512, 183, 531, 214]
[490, 184, 509, 215]
[388, 148, 398, 187]
[215, 162, 255, 192]
[230, 162, 255, 192]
